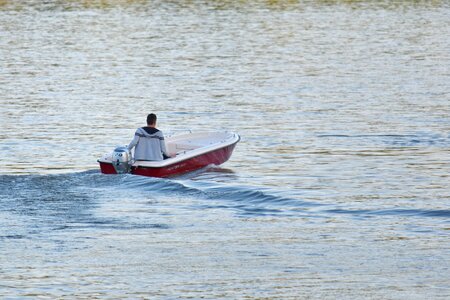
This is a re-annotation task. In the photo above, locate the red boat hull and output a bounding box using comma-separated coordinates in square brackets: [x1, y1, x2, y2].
[99, 142, 237, 178]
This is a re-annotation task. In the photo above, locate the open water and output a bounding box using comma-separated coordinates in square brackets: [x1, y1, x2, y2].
[1, 0, 449, 299]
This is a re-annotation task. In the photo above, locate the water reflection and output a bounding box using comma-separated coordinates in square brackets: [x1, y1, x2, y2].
[1, 1, 449, 298]
[0, 0, 447, 10]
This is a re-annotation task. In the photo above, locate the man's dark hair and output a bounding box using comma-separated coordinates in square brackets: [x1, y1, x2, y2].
[147, 113, 157, 125]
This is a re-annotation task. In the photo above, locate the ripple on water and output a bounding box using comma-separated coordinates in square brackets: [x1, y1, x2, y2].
[1, 1, 450, 298]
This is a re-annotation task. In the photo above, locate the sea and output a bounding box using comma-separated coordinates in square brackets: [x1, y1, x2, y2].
[0, 0, 449, 299]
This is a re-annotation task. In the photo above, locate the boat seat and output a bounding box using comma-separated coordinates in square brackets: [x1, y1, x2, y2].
[174, 143, 201, 150]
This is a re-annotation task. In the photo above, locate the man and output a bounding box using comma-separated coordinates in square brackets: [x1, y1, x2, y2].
[127, 113, 171, 161]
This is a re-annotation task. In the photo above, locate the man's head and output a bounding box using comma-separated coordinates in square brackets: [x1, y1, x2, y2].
[147, 113, 157, 126]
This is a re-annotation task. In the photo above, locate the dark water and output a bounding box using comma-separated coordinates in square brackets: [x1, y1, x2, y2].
[1, 0, 449, 298]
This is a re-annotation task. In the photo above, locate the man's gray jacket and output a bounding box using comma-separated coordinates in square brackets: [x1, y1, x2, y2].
[127, 127, 169, 161]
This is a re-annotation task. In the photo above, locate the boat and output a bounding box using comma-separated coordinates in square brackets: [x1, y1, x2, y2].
[98, 131, 240, 177]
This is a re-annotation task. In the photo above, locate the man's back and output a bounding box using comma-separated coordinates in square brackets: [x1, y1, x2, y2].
[128, 127, 166, 161]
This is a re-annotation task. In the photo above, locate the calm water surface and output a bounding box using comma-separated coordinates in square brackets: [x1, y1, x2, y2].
[0, 0, 449, 298]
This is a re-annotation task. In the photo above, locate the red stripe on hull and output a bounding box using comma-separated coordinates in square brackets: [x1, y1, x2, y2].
[98, 143, 237, 178]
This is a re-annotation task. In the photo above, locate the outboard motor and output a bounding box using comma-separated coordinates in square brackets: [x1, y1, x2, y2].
[112, 146, 131, 174]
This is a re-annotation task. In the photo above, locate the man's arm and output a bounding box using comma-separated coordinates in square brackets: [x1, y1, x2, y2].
[159, 131, 171, 157]
[127, 132, 139, 151]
